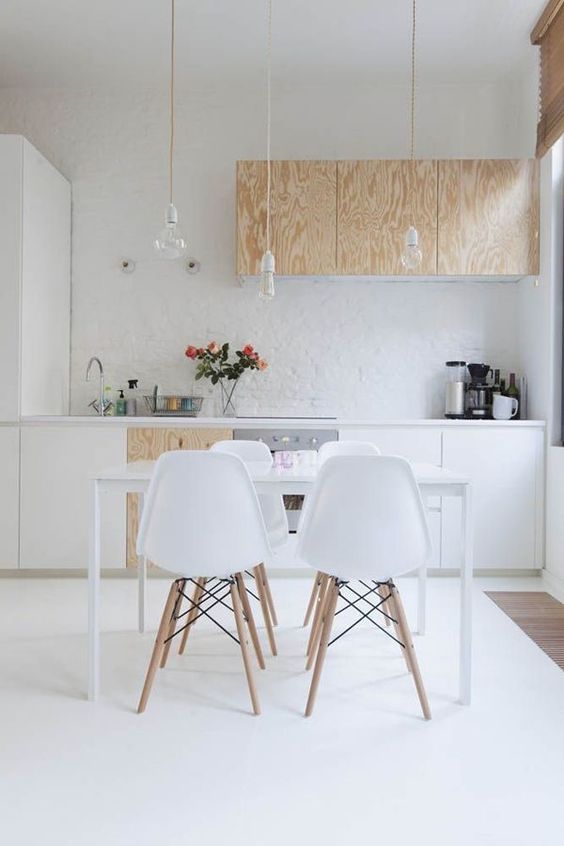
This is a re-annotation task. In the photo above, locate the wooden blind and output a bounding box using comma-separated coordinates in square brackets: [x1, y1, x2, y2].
[531, 0, 564, 157]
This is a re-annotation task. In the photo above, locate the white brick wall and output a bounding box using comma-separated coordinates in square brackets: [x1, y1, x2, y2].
[0, 79, 535, 418]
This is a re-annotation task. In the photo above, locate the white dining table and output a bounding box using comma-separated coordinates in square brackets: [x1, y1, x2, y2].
[88, 460, 473, 705]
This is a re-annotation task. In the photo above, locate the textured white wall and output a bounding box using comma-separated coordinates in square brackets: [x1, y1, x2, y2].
[0, 78, 535, 417]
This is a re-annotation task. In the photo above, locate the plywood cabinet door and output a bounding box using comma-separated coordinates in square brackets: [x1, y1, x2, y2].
[437, 159, 540, 275]
[236, 160, 337, 276]
[337, 160, 438, 275]
[126, 427, 232, 566]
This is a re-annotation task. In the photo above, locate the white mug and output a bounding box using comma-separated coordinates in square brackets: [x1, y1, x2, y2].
[492, 393, 519, 420]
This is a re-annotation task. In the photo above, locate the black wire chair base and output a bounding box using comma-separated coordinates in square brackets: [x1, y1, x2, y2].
[328, 579, 405, 650]
[164, 577, 241, 646]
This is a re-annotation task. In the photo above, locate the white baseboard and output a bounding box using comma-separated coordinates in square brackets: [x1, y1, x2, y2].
[542, 569, 564, 602]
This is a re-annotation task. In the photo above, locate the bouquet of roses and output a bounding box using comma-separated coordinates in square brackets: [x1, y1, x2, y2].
[185, 341, 267, 385]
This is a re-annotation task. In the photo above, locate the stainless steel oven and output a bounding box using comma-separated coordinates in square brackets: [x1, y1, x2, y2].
[233, 426, 338, 531]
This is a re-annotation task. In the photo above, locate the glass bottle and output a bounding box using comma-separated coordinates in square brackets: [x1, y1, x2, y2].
[506, 373, 520, 419]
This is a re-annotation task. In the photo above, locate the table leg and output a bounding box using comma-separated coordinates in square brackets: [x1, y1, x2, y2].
[137, 493, 146, 634]
[88, 479, 101, 701]
[460, 484, 473, 705]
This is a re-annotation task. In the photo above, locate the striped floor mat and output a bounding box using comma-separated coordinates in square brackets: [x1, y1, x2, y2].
[486, 591, 564, 670]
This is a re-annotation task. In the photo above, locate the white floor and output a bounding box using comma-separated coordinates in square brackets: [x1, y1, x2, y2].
[2, 575, 564, 846]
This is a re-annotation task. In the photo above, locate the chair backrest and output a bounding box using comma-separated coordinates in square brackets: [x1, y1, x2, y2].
[297, 455, 431, 582]
[318, 440, 381, 465]
[211, 438, 288, 545]
[137, 451, 271, 578]
[211, 439, 273, 467]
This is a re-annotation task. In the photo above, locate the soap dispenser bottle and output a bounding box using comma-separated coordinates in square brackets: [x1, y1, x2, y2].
[116, 389, 126, 416]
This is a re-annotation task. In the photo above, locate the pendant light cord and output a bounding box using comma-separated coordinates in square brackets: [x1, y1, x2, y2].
[265, 0, 273, 253]
[410, 0, 416, 162]
[169, 0, 176, 207]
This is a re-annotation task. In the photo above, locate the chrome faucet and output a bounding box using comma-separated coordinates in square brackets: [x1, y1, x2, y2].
[86, 356, 110, 416]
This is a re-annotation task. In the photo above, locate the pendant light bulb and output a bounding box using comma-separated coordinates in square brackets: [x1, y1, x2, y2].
[401, 225, 422, 271]
[155, 0, 186, 261]
[259, 249, 275, 300]
[154, 203, 187, 260]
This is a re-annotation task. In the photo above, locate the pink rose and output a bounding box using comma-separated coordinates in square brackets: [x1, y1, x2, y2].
[208, 341, 220, 354]
[258, 359, 268, 371]
[243, 344, 254, 356]
[185, 345, 197, 360]
[251, 351, 259, 361]
[197, 348, 205, 356]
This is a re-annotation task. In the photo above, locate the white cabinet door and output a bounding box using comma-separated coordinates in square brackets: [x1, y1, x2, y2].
[338, 427, 442, 567]
[0, 427, 20, 568]
[0, 136, 22, 421]
[20, 426, 127, 569]
[441, 428, 543, 570]
[21, 141, 71, 416]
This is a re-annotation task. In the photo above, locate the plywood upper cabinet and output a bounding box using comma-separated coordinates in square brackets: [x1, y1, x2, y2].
[237, 160, 337, 276]
[337, 160, 438, 275]
[437, 159, 540, 276]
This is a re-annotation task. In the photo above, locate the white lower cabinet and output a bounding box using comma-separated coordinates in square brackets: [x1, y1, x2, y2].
[339, 425, 544, 570]
[20, 426, 127, 569]
[441, 427, 543, 570]
[0, 427, 20, 568]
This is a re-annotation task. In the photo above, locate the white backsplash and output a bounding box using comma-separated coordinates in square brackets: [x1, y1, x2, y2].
[0, 77, 535, 419]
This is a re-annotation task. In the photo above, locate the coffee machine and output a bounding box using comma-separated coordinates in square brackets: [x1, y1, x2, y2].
[465, 363, 492, 419]
[444, 361, 466, 418]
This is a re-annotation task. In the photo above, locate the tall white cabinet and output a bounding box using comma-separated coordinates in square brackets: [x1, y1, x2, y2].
[0, 135, 71, 420]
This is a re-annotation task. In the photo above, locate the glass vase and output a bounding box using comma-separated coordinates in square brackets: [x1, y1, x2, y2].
[218, 379, 239, 417]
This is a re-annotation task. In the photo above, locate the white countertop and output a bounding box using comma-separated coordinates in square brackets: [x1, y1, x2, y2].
[15, 415, 546, 428]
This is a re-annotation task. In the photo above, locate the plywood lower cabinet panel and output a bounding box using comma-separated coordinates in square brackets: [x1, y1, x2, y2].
[437, 159, 540, 276]
[126, 427, 232, 566]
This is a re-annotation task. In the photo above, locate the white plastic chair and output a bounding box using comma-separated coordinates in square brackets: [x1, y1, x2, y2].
[136, 450, 272, 715]
[296, 455, 432, 719]
[318, 439, 381, 465]
[211, 439, 285, 653]
[303, 440, 381, 627]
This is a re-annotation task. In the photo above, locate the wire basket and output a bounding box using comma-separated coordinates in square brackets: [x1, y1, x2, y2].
[144, 395, 204, 416]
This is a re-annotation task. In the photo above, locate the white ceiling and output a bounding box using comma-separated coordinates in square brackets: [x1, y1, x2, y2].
[0, 0, 544, 90]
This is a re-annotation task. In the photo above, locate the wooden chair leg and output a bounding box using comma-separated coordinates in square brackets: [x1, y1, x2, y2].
[380, 582, 413, 674]
[231, 579, 261, 715]
[160, 579, 186, 668]
[259, 563, 278, 626]
[137, 580, 179, 713]
[303, 572, 322, 627]
[390, 583, 431, 720]
[306, 574, 329, 661]
[178, 578, 206, 655]
[236, 573, 266, 669]
[305, 579, 339, 717]
[377, 585, 392, 627]
[252, 565, 277, 657]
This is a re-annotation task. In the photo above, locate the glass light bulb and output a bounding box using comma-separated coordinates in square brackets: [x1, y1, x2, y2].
[154, 203, 187, 260]
[401, 225, 422, 271]
[259, 249, 275, 300]
[259, 270, 275, 300]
